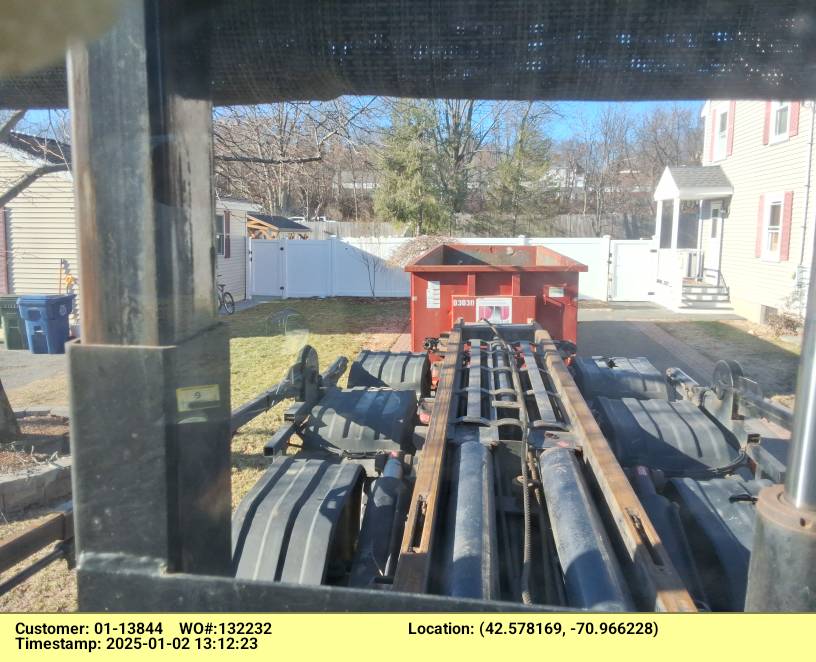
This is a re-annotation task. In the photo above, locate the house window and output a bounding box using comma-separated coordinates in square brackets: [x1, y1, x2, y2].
[771, 101, 790, 142]
[760, 305, 779, 325]
[658, 200, 674, 248]
[715, 109, 728, 160]
[763, 195, 783, 260]
[215, 213, 225, 256]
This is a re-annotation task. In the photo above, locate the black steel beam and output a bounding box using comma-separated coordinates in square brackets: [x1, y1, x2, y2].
[78, 554, 566, 612]
[66, 0, 232, 589]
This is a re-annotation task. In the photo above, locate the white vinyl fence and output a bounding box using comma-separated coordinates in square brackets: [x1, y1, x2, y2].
[249, 235, 653, 302]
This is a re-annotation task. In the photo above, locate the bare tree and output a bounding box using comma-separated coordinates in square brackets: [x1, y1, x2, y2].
[0, 378, 20, 441]
[430, 99, 506, 232]
[632, 104, 703, 216]
[554, 103, 699, 238]
[348, 239, 386, 298]
[0, 110, 71, 208]
[213, 98, 378, 217]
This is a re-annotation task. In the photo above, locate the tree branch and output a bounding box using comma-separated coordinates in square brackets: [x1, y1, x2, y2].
[214, 154, 322, 165]
[0, 163, 69, 208]
[0, 109, 27, 143]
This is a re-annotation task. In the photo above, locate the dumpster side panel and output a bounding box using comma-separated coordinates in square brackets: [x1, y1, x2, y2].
[410, 272, 468, 352]
[530, 271, 580, 346]
[409, 270, 581, 350]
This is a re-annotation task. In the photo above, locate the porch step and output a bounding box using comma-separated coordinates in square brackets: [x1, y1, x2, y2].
[682, 284, 729, 296]
[679, 299, 734, 311]
[682, 292, 730, 303]
[680, 281, 731, 311]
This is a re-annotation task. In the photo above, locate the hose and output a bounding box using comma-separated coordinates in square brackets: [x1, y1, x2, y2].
[483, 320, 533, 604]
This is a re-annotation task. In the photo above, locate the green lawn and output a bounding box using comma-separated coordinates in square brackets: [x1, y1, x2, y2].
[224, 298, 409, 504]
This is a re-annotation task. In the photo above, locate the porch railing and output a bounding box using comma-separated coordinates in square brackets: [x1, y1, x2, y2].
[657, 248, 702, 282]
[679, 249, 703, 280]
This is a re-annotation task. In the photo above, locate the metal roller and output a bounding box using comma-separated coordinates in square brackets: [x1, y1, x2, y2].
[440, 427, 499, 600]
[538, 447, 633, 611]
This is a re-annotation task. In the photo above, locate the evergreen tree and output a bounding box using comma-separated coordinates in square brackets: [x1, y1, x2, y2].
[373, 101, 444, 234]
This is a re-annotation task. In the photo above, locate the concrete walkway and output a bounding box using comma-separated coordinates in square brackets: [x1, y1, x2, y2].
[578, 301, 742, 323]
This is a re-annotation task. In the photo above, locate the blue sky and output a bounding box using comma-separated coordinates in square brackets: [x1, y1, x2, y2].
[547, 100, 704, 140]
[21, 99, 705, 143]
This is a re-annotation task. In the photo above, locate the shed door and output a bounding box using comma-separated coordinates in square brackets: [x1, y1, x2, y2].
[610, 241, 654, 301]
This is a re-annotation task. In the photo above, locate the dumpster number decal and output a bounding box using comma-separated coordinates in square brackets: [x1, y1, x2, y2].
[426, 280, 440, 309]
[477, 297, 512, 324]
[176, 384, 221, 413]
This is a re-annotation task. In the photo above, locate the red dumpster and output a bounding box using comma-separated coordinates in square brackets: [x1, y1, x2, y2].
[404, 243, 587, 351]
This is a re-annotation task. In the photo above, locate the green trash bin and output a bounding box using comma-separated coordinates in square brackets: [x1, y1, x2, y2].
[0, 294, 29, 350]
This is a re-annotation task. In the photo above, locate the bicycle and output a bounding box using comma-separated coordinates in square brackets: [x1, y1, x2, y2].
[215, 276, 235, 315]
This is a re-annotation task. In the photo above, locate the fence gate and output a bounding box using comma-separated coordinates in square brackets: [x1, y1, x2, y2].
[609, 240, 655, 301]
[250, 239, 284, 295]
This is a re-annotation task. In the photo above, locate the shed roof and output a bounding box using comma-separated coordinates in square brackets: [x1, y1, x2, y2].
[247, 213, 311, 232]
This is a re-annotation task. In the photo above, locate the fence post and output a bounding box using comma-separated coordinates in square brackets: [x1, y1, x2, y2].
[246, 237, 253, 299]
[602, 234, 612, 302]
[329, 237, 337, 297]
[281, 236, 288, 299]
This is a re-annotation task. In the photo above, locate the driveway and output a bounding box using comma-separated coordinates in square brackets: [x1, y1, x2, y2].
[0, 349, 67, 411]
[577, 302, 739, 384]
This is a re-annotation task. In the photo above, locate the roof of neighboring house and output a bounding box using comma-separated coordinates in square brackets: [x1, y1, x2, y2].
[654, 165, 733, 201]
[1, 131, 71, 165]
[217, 196, 261, 212]
[247, 213, 311, 232]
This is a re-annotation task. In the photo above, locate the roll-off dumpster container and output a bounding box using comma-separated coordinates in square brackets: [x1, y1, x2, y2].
[404, 243, 587, 352]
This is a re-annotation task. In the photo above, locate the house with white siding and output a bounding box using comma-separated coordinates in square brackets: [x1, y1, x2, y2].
[653, 99, 816, 323]
[0, 132, 76, 301]
[1, 133, 257, 317]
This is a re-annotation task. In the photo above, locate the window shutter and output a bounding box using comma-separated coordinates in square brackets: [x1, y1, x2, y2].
[224, 210, 231, 259]
[707, 106, 715, 162]
[726, 100, 736, 156]
[0, 208, 8, 294]
[762, 101, 771, 145]
[789, 101, 800, 137]
[756, 194, 765, 257]
[781, 191, 794, 261]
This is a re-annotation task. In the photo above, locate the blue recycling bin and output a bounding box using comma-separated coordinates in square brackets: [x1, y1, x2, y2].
[17, 294, 75, 355]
